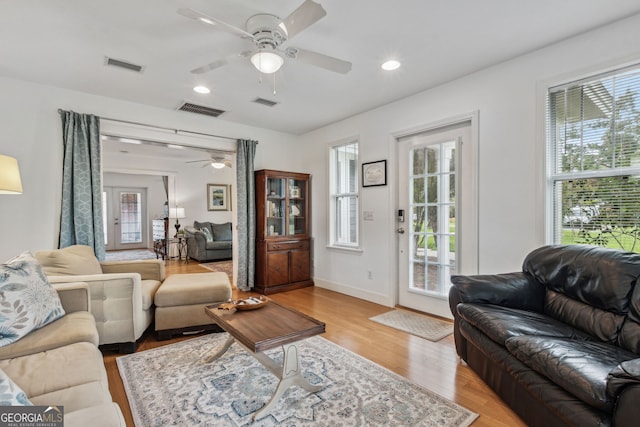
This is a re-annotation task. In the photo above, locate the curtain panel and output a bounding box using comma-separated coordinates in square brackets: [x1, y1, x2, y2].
[59, 110, 106, 260]
[236, 139, 258, 291]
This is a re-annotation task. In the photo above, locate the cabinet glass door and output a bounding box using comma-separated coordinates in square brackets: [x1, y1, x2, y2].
[289, 178, 306, 235]
[266, 178, 286, 236]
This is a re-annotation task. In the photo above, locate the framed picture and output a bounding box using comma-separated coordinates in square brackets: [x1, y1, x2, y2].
[362, 160, 387, 187]
[207, 184, 231, 211]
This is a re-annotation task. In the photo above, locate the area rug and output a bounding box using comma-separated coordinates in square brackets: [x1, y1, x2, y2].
[200, 259, 233, 281]
[369, 309, 454, 342]
[104, 249, 157, 261]
[117, 333, 477, 426]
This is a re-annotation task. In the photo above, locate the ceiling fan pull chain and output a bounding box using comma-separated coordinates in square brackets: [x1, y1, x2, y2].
[273, 72, 277, 95]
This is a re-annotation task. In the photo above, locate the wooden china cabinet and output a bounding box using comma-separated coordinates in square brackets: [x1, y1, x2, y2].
[254, 169, 313, 294]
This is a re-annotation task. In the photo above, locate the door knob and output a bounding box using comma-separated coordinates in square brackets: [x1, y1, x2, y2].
[396, 228, 405, 234]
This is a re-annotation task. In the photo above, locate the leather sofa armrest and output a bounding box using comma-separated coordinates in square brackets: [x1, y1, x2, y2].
[100, 259, 165, 281]
[450, 272, 545, 313]
[51, 281, 90, 313]
[608, 358, 640, 393]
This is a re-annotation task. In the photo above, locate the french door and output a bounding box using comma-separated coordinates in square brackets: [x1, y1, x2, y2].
[103, 187, 148, 251]
[397, 122, 475, 318]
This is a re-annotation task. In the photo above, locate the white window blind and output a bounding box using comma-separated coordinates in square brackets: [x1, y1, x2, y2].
[329, 141, 359, 247]
[547, 64, 640, 252]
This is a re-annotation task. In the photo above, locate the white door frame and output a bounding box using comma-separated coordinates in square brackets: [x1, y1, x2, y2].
[391, 112, 479, 317]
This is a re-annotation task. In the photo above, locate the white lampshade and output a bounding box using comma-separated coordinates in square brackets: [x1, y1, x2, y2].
[0, 155, 23, 194]
[169, 207, 186, 219]
[250, 50, 284, 74]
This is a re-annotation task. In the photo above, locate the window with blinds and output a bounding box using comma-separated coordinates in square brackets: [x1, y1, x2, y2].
[329, 141, 359, 248]
[547, 64, 640, 252]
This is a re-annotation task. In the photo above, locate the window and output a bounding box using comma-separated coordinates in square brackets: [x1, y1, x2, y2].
[329, 141, 359, 248]
[547, 64, 640, 252]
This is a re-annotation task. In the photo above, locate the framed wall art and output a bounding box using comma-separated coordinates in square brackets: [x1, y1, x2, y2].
[207, 184, 231, 211]
[362, 160, 387, 187]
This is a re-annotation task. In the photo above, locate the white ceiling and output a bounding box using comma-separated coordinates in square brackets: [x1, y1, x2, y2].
[2, 0, 640, 136]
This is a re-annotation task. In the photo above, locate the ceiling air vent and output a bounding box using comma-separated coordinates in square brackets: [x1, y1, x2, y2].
[104, 56, 144, 73]
[253, 97, 278, 107]
[177, 102, 225, 118]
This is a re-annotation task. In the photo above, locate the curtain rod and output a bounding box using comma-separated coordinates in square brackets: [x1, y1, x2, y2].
[57, 109, 244, 142]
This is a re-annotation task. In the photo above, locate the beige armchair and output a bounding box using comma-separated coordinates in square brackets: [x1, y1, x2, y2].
[35, 245, 164, 353]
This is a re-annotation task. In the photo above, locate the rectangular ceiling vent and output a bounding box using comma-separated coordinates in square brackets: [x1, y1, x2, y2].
[177, 102, 225, 118]
[104, 56, 144, 73]
[253, 97, 278, 107]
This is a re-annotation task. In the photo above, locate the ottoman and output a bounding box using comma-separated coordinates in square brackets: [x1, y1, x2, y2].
[154, 272, 232, 340]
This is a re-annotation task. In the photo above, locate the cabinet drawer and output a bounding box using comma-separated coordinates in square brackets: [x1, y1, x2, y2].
[267, 240, 309, 251]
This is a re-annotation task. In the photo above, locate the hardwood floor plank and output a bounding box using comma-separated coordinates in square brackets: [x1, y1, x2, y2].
[102, 259, 525, 426]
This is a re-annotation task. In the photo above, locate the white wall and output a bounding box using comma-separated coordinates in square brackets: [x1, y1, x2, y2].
[300, 13, 640, 306]
[0, 76, 299, 262]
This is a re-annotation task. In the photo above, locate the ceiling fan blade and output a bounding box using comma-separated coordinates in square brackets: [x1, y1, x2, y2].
[185, 159, 211, 164]
[282, 0, 326, 40]
[285, 47, 352, 74]
[190, 51, 253, 74]
[177, 8, 255, 40]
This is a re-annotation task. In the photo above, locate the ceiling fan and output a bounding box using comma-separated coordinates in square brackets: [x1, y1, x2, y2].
[186, 157, 232, 169]
[177, 0, 352, 75]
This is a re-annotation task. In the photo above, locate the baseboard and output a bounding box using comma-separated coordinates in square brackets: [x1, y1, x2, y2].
[313, 277, 394, 307]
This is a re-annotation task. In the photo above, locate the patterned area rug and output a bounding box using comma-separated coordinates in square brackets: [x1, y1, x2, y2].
[104, 249, 157, 261]
[200, 260, 233, 281]
[117, 334, 477, 426]
[369, 309, 454, 342]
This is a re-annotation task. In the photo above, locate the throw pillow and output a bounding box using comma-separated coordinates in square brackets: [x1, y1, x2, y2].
[34, 245, 102, 276]
[212, 222, 233, 241]
[0, 252, 66, 348]
[0, 368, 32, 405]
[200, 227, 214, 242]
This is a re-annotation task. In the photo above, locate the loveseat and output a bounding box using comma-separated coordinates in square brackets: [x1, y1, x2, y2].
[0, 253, 124, 426]
[449, 244, 640, 426]
[35, 245, 164, 353]
[184, 221, 232, 262]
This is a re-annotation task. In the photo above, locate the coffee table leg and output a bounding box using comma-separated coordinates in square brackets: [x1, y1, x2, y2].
[204, 334, 235, 363]
[252, 343, 323, 421]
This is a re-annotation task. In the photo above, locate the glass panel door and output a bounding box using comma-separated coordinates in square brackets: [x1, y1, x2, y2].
[103, 187, 148, 250]
[289, 178, 306, 235]
[266, 178, 286, 236]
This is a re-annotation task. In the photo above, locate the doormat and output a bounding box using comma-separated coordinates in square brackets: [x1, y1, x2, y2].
[117, 333, 477, 426]
[369, 309, 454, 342]
[104, 249, 157, 261]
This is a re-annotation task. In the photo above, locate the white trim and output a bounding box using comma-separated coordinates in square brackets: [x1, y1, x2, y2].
[313, 277, 394, 307]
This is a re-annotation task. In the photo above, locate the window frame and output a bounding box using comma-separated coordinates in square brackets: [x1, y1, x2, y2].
[328, 139, 361, 250]
[545, 62, 640, 250]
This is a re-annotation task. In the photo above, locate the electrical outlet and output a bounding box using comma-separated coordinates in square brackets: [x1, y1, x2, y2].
[368, 270, 373, 280]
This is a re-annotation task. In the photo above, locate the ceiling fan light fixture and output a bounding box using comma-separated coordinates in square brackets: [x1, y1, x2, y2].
[251, 50, 284, 74]
[210, 161, 226, 169]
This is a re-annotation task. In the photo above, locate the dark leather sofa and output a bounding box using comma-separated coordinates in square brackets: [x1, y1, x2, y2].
[449, 245, 640, 427]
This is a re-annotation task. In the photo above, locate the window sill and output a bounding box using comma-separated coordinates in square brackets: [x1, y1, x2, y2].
[326, 245, 363, 254]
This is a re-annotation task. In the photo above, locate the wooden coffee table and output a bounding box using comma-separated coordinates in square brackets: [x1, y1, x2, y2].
[204, 300, 326, 420]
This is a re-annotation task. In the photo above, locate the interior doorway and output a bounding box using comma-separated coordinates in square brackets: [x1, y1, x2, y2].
[103, 186, 148, 251]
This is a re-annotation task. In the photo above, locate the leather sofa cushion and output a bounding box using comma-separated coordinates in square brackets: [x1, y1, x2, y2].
[506, 336, 638, 412]
[546, 289, 626, 343]
[620, 283, 640, 353]
[523, 245, 640, 315]
[457, 303, 592, 346]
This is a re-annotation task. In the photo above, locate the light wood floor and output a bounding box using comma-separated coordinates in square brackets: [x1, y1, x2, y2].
[102, 260, 525, 426]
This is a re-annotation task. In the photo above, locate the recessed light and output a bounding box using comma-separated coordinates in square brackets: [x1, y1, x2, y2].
[381, 60, 401, 71]
[167, 144, 185, 150]
[193, 85, 210, 94]
[119, 138, 141, 144]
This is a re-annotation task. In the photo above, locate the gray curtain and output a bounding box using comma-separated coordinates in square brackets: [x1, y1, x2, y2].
[59, 110, 106, 260]
[236, 139, 258, 291]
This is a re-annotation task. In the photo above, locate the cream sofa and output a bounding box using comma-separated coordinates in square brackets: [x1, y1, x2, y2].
[0, 281, 125, 426]
[35, 245, 164, 353]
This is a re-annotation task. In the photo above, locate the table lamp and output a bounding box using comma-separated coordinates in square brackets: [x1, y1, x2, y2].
[0, 155, 23, 194]
[169, 207, 186, 237]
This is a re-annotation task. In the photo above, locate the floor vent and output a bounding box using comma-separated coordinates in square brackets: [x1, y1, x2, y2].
[253, 97, 278, 107]
[105, 57, 144, 73]
[177, 102, 225, 118]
